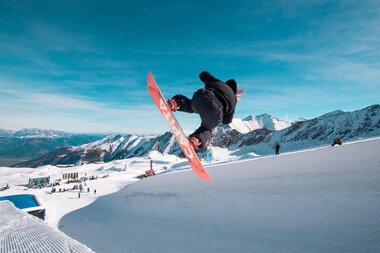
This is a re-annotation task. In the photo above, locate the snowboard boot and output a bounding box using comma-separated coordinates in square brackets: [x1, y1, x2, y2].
[188, 136, 201, 150]
[167, 99, 179, 111]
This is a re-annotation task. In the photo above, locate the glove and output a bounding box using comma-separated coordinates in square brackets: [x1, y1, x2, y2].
[166, 99, 179, 111]
[188, 136, 201, 150]
[171, 94, 193, 113]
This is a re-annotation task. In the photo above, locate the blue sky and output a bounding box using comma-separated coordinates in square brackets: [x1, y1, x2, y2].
[0, 0, 379, 134]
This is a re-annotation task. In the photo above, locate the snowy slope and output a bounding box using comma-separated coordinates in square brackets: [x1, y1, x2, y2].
[0, 201, 93, 252]
[0, 153, 177, 229]
[60, 138, 380, 253]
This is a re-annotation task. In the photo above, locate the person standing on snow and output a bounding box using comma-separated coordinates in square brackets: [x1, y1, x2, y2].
[167, 71, 243, 150]
[275, 143, 280, 155]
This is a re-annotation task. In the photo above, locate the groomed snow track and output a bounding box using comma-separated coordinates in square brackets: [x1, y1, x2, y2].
[0, 201, 93, 253]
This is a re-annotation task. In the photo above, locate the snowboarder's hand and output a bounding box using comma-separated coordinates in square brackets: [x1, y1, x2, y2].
[172, 95, 191, 108]
[167, 99, 179, 111]
[188, 136, 201, 150]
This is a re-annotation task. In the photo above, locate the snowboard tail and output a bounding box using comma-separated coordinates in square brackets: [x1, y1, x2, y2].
[147, 73, 211, 181]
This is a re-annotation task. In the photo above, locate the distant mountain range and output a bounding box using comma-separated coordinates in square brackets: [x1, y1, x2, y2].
[0, 128, 71, 138]
[12, 104, 380, 168]
[221, 104, 380, 157]
[0, 129, 106, 166]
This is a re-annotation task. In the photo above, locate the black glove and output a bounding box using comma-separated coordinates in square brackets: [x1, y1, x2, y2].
[172, 94, 194, 113]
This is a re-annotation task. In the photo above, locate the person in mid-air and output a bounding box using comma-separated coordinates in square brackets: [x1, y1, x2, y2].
[167, 71, 243, 150]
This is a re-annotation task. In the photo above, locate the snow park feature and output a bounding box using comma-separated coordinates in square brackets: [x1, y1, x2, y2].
[0, 194, 45, 220]
[0, 201, 93, 252]
[58, 138, 380, 253]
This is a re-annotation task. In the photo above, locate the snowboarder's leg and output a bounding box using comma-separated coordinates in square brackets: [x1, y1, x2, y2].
[192, 89, 223, 127]
[191, 127, 212, 149]
[190, 89, 223, 148]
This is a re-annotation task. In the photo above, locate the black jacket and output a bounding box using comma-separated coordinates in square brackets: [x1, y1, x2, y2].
[199, 71, 237, 124]
[172, 71, 238, 148]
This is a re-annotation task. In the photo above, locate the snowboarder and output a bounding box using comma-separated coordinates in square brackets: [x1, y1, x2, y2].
[167, 71, 243, 150]
[275, 143, 280, 155]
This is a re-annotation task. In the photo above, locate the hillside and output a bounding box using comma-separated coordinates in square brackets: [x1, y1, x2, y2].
[59, 138, 380, 253]
[14, 104, 380, 168]
[228, 104, 380, 155]
[0, 129, 105, 166]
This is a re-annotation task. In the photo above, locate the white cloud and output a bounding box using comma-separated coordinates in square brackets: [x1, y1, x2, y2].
[0, 86, 167, 134]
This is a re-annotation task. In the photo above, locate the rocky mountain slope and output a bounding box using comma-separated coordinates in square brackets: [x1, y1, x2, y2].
[0, 129, 105, 166]
[13, 104, 380, 168]
[228, 104, 380, 156]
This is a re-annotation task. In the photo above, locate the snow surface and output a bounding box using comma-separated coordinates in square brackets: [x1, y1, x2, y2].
[0, 201, 93, 252]
[0, 154, 179, 229]
[1, 138, 379, 252]
[57, 138, 380, 253]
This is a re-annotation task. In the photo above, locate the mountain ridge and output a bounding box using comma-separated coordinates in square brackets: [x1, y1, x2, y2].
[9, 104, 380, 168]
[0, 131, 106, 167]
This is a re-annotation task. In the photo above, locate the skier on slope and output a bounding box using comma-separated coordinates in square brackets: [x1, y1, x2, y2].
[167, 71, 243, 150]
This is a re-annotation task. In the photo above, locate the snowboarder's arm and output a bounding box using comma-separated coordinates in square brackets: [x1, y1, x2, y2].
[172, 94, 195, 113]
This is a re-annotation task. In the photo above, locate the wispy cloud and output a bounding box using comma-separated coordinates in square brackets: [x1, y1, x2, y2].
[0, 86, 165, 134]
[0, 0, 379, 133]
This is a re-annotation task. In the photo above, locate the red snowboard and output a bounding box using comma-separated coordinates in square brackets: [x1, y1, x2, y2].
[147, 73, 211, 181]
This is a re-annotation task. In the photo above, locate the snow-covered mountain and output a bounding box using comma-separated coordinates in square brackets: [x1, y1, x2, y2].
[13, 133, 177, 168]
[13, 104, 380, 168]
[292, 117, 308, 124]
[228, 104, 380, 155]
[229, 114, 290, 133]
[0, 128, 72, 138]
[0, 129, 105, 167]
[0, 129, 14, 138]
[12, 128, 70, 138]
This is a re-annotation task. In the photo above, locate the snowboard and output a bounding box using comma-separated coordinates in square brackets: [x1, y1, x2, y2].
[147, 72, 211, 181]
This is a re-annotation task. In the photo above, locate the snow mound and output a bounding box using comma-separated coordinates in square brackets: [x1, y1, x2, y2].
[0, 201, 93, 252]
[147, 151, 179, 162]
[60, 138, 380, 253]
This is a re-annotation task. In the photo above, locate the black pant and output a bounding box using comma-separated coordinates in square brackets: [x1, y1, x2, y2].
[174, 89, 223, 148]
